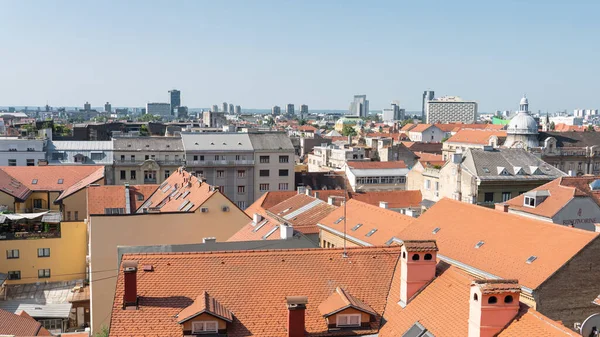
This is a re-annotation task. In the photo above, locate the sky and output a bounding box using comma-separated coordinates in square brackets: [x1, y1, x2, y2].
[0, 0, 599, 113]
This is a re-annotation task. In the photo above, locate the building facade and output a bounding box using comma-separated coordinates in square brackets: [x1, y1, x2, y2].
[349, 94, 369, 117]
[286, 104, 295, 116]
[0, 138, 46, 166]
[146, 102, 171, 117]
[422, 90, 435, 119]
[307, 144, 367, 172]
[425, 96, 477, 124]
[202, 111, 226, 128]
[169, 89, 181, 114]
[47, 140, 113, 165]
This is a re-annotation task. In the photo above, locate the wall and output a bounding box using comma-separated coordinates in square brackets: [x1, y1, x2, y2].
[15, 191, 61, 213]
[535, 237, 600, 328]
[320, 229, 361, 248]
[0, 221, 87, 284]
[63, 187, 95, 222]
[89, 193, 249, 333]
[552, 197, 600, 231]
[0, 191, 15, 211]
[253, 152, 294, 199]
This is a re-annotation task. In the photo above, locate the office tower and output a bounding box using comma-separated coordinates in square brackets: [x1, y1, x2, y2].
[300, 104, 308, 119]
[84, 102, 91, 111]
[382, 101, 405, 121]
[212, 105, 219, 112]
[425, 96, 477, 124]
[286, 104, 295, 116]
[422, 91, 435, 119]
[222, 102, 228, 113]
[105, 102, 112, 113]
[176, 106, 188, 118]
[169, 89, 181, 115]
[8, 107, 15, 112]
[234, 105, 241, 114]
[272, 106, 281, 116]
[349, 95, 369, 117]
[146, 103, 171, 117]
[202, 111, 226, 128]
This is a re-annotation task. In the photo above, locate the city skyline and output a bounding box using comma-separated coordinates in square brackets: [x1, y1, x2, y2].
[1, 1, 598, 112]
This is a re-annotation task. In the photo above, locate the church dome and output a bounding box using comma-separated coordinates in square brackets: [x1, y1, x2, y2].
[520, 96, 529, 105]
[507, 111, 538, 135]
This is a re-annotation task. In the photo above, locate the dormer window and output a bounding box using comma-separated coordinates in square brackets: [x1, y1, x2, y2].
[192, 321, 218, 333]
[336, 314, 361, 327]
[524, 196, 535, 207]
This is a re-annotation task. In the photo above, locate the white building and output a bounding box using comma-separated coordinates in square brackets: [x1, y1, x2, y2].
[344, 161, 408, 192]
[349, 95, 369, 117]
[550, 116, 584, 126]
[146, 103, 171, 117]
[504, 96, 539, 149]
[0, 138, 46, 166]
[425, 96, 477, 124]
[47, 140, 113, 165]
[307, 144, 367, 172]
[382, 102, 405, 121]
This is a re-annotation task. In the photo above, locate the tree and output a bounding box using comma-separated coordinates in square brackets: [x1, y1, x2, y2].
[140, 125, 150, 136]
[587, 124, 595, 132]
[550, 122, 555, 131]
[265, 116, 275, 127]
[94, 326, 109, 337]
[138, 114, 161, 122]
[342, 125, 357, 137]
[299, 119, 307, 126]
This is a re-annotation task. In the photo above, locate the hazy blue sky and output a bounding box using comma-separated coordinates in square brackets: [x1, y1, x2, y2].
[1, 0, 598, 112]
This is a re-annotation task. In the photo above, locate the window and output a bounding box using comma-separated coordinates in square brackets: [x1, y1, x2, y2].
[192, 321, 218, 333]
[238, 186, 246, 194]
[484, 192, 494, 203]
[8, 159, 16, 166]
[137, 194, 144, 201]
[237, 201, 247, 209]
[259, 170, 270, 177]
[195, 170, 204, 177]
[214, 155, 220, 161]
[38, 269, 51, 278]
[130, 170, 136, 180]
[238, 170, 246, 178]
[66, 211, 71, 220]
[279, 183, 289, 190]
[425, 180, 431, 190]
[38, 248, 50, 257]
[502, 192, 512, 202]
[279, 169, 289, 177]
[121, 155, 125, 161]
[524, 196, 535, 207]
[7, 271, 20, 280]
[105, 208, 125, 214]
[33, 199, 43, 209]
[145, 155, 149, 160]
[200, 155, 205, 161]
[26, 159, 35, 166]
[6, 249, 19, 259]
[164, 155, 169, 162]
[165, 170, 170, 179]
[74, 211, 79, 220]
[193, 155, 198, 161]
[91, 152, 103, 160]
[259, 183, 269, 191]
[578, 162, 582, 171]
[279, 155, 289, 163]
[216, 170, 225, 178]
[434, 181, 439, 191]
[130, 155, 135, 162]
[337, 314, 361, 327]
[39, 319, 62, 330]
[120, 170, 126, 180]
[260, 155, 270, 163]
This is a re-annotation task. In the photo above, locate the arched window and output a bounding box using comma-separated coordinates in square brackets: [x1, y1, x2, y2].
[474, 294, 478, 301]
[504, 295, 514, 304]
[424, 253, 433, 260]
[488, 296, 497, 304]
[412, 254, 420, 261]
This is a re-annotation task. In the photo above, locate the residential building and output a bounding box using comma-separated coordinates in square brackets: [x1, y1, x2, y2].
[406, 153, 446, 205]
[536, 131, 600, 175]
[47, 140, 113, 165]
[422, 90, 434, 119]
[272, 105, 281, 116]
[202, 110, 226, 128]
[349, 94, 369, 117]
[234, 105, 241, 114]
[211, 104, 219, 112]
[87, 169, 250, 332]
[286, 103, 295, 116]
[221, 102, 228, 113]
[504, 96, 539, 149]
[408, 124, 445, 142]
[307, 144, 366, 172]
[145, 102, 171, 117]
[249, 132, 295, 198]
[425, 96, 478, 124]
[0, 137, 46, 166]
[112, 136, 184, 185]
[503, 176, 600, 231]
[549, 115, 584, 126]
[83, 102, 91, 111]
[0, 309, 52, 336]
[169, 89, 181, 114]
[344, 161, 409, 191]
[228, 103, 234, 114]
[442, 129, 507, 160]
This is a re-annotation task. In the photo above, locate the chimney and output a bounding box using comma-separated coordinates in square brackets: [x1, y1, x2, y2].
[347, 135, 352, 145]
[253, 213, 263, 224]
[203, 237, 216, 243]
[568, 170, 575, 177]
[286, 296, 308, 337]
[595, 223, 600, 233]
[124, 183, 131, 214]
[297, 186, 306, 195]
[280, 224, 294, 240]
[304, 187, 312, 196]
[468, 280, 520, 337]
[379, 201, 388, 209]
[328, 196, 335, 206]
[313, 191, 320, 200]
[122, 260, 138, 309]
[495, 203, 509, 213]
[400, 240, 438, 307]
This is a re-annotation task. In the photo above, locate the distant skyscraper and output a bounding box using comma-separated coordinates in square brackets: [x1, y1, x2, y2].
[234, 105, 241, 114]
[222, 102, 228, 113]
[84, 102, 91, 111]
[300, 104, 308, 119]
[176, 106, 188, 118]
[422, 91, 435, 119]
[104, 102, 112, 113]
[382, 101, 405, 121]
[169, 89, 181, 115]
[229, 104, 234, 114]
[146, 103, 171, 117]
[349, 95, 369, 117]
[286, 104, 295, 116]
[272, 106, 281, 116]
[425, 96, 477, 124]
[212, 105, 219, 112]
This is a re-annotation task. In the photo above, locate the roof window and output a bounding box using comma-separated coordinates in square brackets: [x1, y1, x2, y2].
[351, 223, 362, 231]
[590, 180, 600, 191]
[432, 227, 440, 234]
[526, 255, 537, 264]
[334, 216, 345, 224]
[57, 179, 63, 184]
[178, 200, 190, 211]
[482, 167, 490, 173]
[182, 203, 194, 212]
[475, 241, 485, 248]
[252, 220, 268, 233]
[524, 196, 535, 207]
[365, 229, 377, 237]
[181, 191, 191, 199]
[262, 226, 278, 240]
[32, 179, 38, 185]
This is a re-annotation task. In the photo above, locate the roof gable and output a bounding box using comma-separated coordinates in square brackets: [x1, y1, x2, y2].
[318, 287, 376, 317]
[177, 292, 233, 323]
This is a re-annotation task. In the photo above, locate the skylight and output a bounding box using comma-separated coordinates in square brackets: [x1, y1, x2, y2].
[590, 180, 600, 191]
[482, 167, 490, 173]
[178, 200, 190, 211]
[475, 241, 485, 248]
[262, 226, 278, 240]
[334, 216, 345, 224]
[365, 229, 377, 237]
[182, 203, 194, 212]
[181, 191, 191, 199]
[351, 223, 363, 231]
[252, 220, 268, 232]
[432, 227, 440, 234]
[57, 179, 64, 184]
[32, 179, 38, 185]
[526, 255, 537, 264]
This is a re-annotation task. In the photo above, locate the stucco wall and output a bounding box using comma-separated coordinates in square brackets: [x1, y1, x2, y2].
[320, 229, 362, 248]
[89, 193, 249, 333]
[553, 198, 600, 231]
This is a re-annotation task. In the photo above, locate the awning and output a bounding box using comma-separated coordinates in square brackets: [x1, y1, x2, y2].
[0, 301, 72, 318]
[0, 211, 60, 224]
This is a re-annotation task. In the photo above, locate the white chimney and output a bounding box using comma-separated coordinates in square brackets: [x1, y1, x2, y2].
[203, 237, 216, 243]
[328, 196, 335, 206]
[297, 186, 306, 195]
[280, 224, 294, 240]
[379, 201, 388, 209]
[253, 213, 263, 224]
[305, 187, 312, 196]
[568, 170, 575, 177]
[313, 191, 320, 200]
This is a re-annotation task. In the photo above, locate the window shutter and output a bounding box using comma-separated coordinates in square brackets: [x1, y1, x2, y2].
[349, 315, 360, 325]
[206, 321, 217, 332]
[338, 315, 348, 326]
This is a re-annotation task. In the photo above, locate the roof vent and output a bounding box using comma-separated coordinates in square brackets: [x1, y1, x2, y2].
[57, 179, 64, 184]
[526, 255, 537, 264]
[432, 227, 440, 234]
[475, 241, 485, 248]
[32, 179, 38, 185]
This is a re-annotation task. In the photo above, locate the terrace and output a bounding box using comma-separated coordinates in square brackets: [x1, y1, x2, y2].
[0, 211, 62, 240]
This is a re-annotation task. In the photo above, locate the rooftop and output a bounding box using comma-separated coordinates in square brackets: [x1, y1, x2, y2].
[87, 184, 158, 215]
[409, 123, 435, 133]
[113, 136, 184, 151]
[446, 129, 507, 145]
[0, 308, 52, 336]
[346, 161, 407, 170]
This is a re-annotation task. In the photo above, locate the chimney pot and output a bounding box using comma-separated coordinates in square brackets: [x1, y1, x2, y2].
[253, 213, 263, 224]
[495, 203, 509, 213]
[468, 280, 520, 337]
[297, 186, 306, 195]
[123, 260, 138, 309]
[305, 187, 312, 196]
[286, 296, 307, 337]
[400, 240, 438, 307]
[328, 196, 335, 206]
[203, 237, 216, 243]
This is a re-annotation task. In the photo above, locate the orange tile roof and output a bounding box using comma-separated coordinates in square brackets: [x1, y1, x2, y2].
[318, 199, 414, 246]
[259, 191, 298, 209]
[1, 165, 103, 193]
[408, 123, 434, 133]
[474, 279, 521, 294]
[318, 287, 376, 317]
[400, 123, 416, 131]
[87, 184, 158, 215]
[346, 161, 407, 169]
[398, 198, 599, 290]
[0, 168, 31, 200]
[446, 129, 507, 145]
[298, 125, 318, 132]
[267, 193, 337, 234]
[110, 246, 403, 336]
[349, 190, 422, 209]
[56, 166, 105, 201]
[593, 294, 600, 306]
[498, 307, 579, 336]
[0, 308, 51, 336]
[177, 291, 233, 323]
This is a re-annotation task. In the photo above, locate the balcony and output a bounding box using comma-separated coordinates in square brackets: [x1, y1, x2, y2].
[186, 160, 255, 167]
[0, 212, 62, 241]
[113, 159, 185, 166]
[144, 178, 157, 184]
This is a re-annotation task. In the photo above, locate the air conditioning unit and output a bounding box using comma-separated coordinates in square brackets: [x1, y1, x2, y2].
[222, 206, 230, 212]
[201, 207, 209, 213]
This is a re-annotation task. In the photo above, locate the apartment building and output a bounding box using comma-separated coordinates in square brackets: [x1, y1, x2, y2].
[425, 96, 478, 124]
[344, 161, 408, 192]
[47, 140, 113, 165]
[0, 137, 46, 166]
[112, 136, 185, 185]
[537, 131, 600, 175]
[407, 124, 445, 142]
[441, 129, 506, 160]
[307, 144, 367, 172]
[249, 133, 295, 200]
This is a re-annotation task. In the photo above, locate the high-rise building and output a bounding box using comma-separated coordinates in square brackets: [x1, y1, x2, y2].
[349, 95, 369, 117]
[146, 102, 171, 117]
[176, 106, 188, 119]
[300, 104, 308, 119]
[272, 106, 281, 116]
[286, 104, 295, 116]
[382, 102, 405, 121]
[169, 89, 181, 115]
[211, 105, 219, 112]
[425, 96, 477, 124]
[104, 102, 112, 113]
[422, 91, 435, 119]
[202, 111, 226, 128]
[229, 104, 234, 114]
[234, 105, 241, 114]
[222, 102, 228, 113]
[84, 102, 91, 111]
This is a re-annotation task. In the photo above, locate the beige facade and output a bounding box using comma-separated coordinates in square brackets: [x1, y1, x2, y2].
[307, 145, 366, 172]
[319, 229, 361, 248]
[88, 192, 249, 333]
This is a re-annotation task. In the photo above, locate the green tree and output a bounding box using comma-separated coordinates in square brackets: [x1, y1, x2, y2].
[587, 124, 595, 132]
[138, 114, 161, 122]
[342, 125, 357, 137]
[94, 326, 109, 337]
[140, 125, 150, 136]
[265, 116, 275, 127]
[550, 122, 555, 131]
[299, 119, 307, 126]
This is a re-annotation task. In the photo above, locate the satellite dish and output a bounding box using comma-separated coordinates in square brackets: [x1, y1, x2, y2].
[581, 313, 600, 336]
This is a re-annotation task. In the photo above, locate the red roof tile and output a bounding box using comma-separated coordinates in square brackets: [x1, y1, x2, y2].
[267, 193, 337, 234]
[446, 129, 507, 145]
[56, 166, 105, 201]
[1, 165, 104, 193]
[177, 291, 233, 323]
[0, 308, 50, 336]
[349, 190, 421, 209]
[346, 161, 407, 169]
[0, 168, 30, 200]
[87, 184, 158, 215]
[318, 287, 376, 317]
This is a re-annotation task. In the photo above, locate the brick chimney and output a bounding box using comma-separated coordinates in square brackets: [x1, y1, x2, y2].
[286, 296, 308, 337]
[122, 260, 138, 309]
[400, 240, 438, 307]
[468, 280, 520, 337]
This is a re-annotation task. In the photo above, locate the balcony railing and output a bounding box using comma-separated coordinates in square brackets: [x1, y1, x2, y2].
[0, 223, 61, 241]
[113, 160, 185, 166]
[186, 160, 255, 166]
[144, 178, 157, 184]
